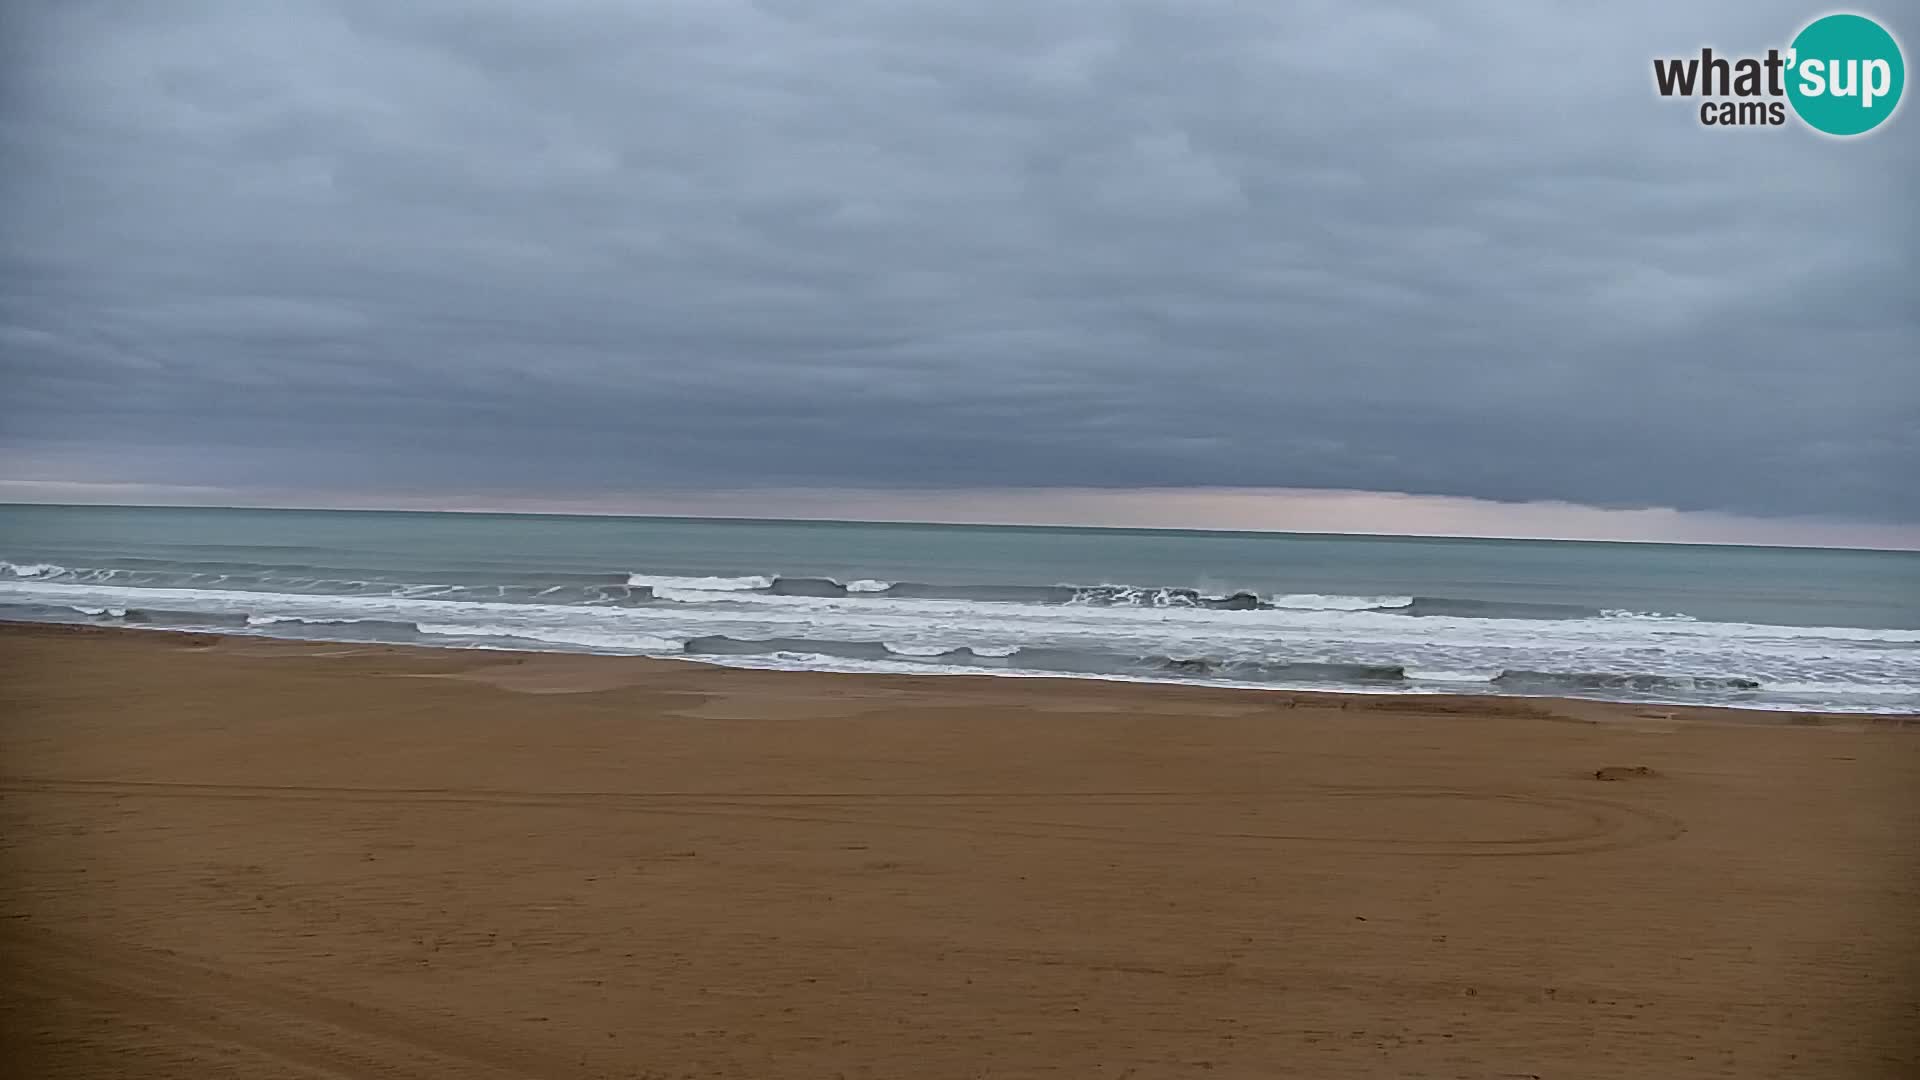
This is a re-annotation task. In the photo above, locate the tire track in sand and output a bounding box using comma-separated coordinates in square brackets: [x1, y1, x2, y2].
[0, 777, 1684, 857]
[2, 924, 598, 1080]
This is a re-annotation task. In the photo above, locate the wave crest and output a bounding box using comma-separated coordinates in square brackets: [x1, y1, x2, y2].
[1491, 669, 1762, 692]
[1, 561, 66, 578]
[1371, 597, 1603, 620]
[626, 573, 771, 592]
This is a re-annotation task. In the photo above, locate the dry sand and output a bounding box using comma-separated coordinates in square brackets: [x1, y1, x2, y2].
[1, 623, 1916, 1079]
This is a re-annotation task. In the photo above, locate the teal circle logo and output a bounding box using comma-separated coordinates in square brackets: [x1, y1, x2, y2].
[1787, 14, 1905, 135]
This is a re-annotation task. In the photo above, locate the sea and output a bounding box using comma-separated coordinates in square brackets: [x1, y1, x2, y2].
[2, 503, 1917, 714]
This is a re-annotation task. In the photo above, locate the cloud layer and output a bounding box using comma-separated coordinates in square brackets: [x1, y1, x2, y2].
[2, 1, 1915, 524]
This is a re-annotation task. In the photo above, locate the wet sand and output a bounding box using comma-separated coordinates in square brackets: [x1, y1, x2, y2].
[2, 623, 1917, 1078]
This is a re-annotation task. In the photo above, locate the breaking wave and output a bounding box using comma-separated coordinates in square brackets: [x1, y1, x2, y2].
[1271, 593, 1413, 611]
[0, 559, 1726, 623]
[413, 622, 684, 652]
[5, 553, 1917, 712]
[1369, 596, 1605, 620]
[1488, 670, 1763, 692]
[0, 561, 66, 579]
[625, 573, 771, 592]
[2, 559, 656, 606]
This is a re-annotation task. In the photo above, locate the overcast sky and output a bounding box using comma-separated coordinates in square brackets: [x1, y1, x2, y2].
[1, 1, 1914, 543]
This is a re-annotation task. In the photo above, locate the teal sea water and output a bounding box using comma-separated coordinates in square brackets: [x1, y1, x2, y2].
[3, 503, 1917, 712]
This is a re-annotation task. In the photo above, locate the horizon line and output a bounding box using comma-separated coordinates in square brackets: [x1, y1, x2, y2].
[5, 497, 1917, 555]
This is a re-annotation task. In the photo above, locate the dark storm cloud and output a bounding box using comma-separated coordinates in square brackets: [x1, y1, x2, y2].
[1, 0, 1915, 518]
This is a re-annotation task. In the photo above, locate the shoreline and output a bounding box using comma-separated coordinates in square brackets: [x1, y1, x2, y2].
[4, 619, 1916, 726]
[4, 619, 1918, 1077]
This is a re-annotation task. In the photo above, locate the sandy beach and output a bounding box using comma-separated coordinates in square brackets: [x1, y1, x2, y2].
[1, 623, 1916, 1079]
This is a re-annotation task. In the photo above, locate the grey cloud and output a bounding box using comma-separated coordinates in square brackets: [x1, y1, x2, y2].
[1, 0, 1915, 519]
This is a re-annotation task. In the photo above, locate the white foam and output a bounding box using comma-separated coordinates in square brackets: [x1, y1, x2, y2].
[883, 642, 954, 656]
[626, 573, 771, 591]
[4, 576, 1916, 713]
[415, 622, 684, 653]
[68, 605, 127, 618]
[1762, 681, 1919, 696]
[1068, 584, 1209, 606]
[3, 562, 65, 578]
[880, 641, 1018, 657]
[1601, 609, 1698, 622]
[1405, 668, 1499, 683]
[967, 644, 1022, 658]
[1269, 593, 1412, 610]
[845, 579, 893, 592]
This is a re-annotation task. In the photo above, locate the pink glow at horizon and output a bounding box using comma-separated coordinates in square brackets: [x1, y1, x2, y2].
[3, 479, 1918, 550]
